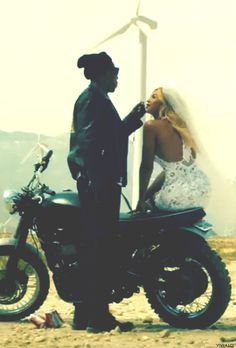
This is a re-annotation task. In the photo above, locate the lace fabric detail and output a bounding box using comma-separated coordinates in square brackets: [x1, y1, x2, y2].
[154, 142, 210, 211]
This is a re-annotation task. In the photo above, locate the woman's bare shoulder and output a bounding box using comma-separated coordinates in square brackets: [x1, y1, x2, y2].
[144, 119, 169, 133]
[144, 119, 163, 127]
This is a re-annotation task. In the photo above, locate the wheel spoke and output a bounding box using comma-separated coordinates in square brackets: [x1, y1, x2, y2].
[156, 258, 213, 319]
[0, 253, 41, 316]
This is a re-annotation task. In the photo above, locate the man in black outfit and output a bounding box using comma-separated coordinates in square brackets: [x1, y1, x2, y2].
[67, 52, 145, 333]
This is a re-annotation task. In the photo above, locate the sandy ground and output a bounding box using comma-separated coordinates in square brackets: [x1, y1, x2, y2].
[0, 237, 236, 348]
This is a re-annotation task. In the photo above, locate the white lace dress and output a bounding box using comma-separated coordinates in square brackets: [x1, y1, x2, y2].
[154, 142, 210, 211]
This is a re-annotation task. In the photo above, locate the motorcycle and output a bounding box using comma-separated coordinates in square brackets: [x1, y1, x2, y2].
[0, 147, 231, 329]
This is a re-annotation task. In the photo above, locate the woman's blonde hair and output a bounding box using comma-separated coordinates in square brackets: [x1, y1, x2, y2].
[157, 87, 198, 152]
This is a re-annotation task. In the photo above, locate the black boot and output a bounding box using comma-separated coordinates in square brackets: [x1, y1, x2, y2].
[72, 302, 88, 330]
[86, 303, 134, 333]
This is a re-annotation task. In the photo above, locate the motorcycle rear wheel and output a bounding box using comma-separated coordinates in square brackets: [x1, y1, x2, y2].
[144, 239, 231, 329]
[0, 245, 49, 321]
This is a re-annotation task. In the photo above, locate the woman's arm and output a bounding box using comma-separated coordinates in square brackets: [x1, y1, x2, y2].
[136, 121, 156, 212]
[145, 170, 165, 201]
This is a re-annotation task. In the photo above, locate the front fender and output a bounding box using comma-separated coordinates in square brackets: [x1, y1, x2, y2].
[0, 238, 45, 260]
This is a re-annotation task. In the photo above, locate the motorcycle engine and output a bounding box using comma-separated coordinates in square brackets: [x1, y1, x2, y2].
[36, 204, 83, 302]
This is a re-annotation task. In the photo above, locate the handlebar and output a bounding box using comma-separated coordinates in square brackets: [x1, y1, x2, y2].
[23, 150, 55, 195]
[42, 185, 55, 195]
[34, 149, 53, 173]
[42, 149, 53, 163]
[41, 150, 53, 172]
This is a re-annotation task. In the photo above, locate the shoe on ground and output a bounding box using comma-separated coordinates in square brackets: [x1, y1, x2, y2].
[87, 317, 134, 333]
[72, 303, 88, 330]
[72, 321, 87, 330]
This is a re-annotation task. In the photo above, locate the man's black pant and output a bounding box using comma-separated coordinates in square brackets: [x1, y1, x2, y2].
[76, 178, 121, 306]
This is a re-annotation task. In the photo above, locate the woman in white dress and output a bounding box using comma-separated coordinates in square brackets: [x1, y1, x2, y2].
[136, 87, 210, 212]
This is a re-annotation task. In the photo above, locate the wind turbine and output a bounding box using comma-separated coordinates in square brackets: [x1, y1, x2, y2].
[20, 134, 50, 165]
[1, 135, 50, 235]
[91, 0, 157, 207]
[0, 217, 12, 234]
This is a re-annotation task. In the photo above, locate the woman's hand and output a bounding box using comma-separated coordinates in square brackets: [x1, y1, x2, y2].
[133, 198, 155, 214]
[135, 200, 146, 213]
[145, 197, 155, 211]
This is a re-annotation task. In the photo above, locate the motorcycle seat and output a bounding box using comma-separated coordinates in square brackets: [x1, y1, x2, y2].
[119, 207, 205, 227]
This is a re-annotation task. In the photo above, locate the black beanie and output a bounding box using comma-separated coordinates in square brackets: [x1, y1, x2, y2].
[77, 52, 119, 80]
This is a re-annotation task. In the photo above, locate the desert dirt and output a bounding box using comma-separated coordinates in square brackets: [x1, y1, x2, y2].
[0, 236, 236, 348]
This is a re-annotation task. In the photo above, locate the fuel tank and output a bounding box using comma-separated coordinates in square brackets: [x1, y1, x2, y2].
[42, 191, 80, 209]
[36, 191, 81, 243]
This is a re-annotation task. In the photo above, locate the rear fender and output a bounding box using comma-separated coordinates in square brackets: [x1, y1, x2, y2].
[156, 227, 209, 249]
[160, 219, 215, 243]
[144, 223, 214, 274]
[178, 226, 209, 240]
[180, 221, 215, 239]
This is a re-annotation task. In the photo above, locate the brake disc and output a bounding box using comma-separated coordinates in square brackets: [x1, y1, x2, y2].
[0, 270, 29, 304]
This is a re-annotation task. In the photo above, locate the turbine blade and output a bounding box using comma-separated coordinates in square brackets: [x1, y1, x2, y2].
[137, 15, 158, 29]
[92, 22, 132, 49]
[20, 144, 38, 164]
[38, 142, 49, 153]
[37, 143, 50, 160]
[136, 0, 141, 16]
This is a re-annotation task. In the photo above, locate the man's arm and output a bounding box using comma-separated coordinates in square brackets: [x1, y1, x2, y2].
[122, 102, 145, 135]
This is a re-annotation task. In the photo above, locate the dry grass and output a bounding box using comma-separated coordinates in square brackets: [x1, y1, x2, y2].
[208, 236, 236, 261]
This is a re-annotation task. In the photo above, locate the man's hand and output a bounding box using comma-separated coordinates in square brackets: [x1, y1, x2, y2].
[128, 102, 146, 120]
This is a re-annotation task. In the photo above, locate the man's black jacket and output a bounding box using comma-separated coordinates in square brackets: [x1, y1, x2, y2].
[67, 83, 143, 188]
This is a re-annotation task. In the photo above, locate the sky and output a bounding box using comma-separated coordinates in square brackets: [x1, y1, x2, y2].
[1, 0, 235, 171]
[0, 0, 144, 135]
[1, 0, 236, 233]
[0, 0, 234, 137]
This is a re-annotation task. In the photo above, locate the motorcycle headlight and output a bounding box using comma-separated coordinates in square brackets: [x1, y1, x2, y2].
[3, 190, 19, 214]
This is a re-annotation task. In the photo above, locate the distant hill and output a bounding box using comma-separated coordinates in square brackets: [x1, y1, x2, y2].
[0, 130, 133, 232]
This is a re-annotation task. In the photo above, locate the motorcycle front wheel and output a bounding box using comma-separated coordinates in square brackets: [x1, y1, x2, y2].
[144, 238, 231, 329]
[0, 245, 50, 321]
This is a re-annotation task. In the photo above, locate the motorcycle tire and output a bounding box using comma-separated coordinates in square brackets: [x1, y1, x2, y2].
[144, 239, 231, 329]
[0, 244, 50, 321]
